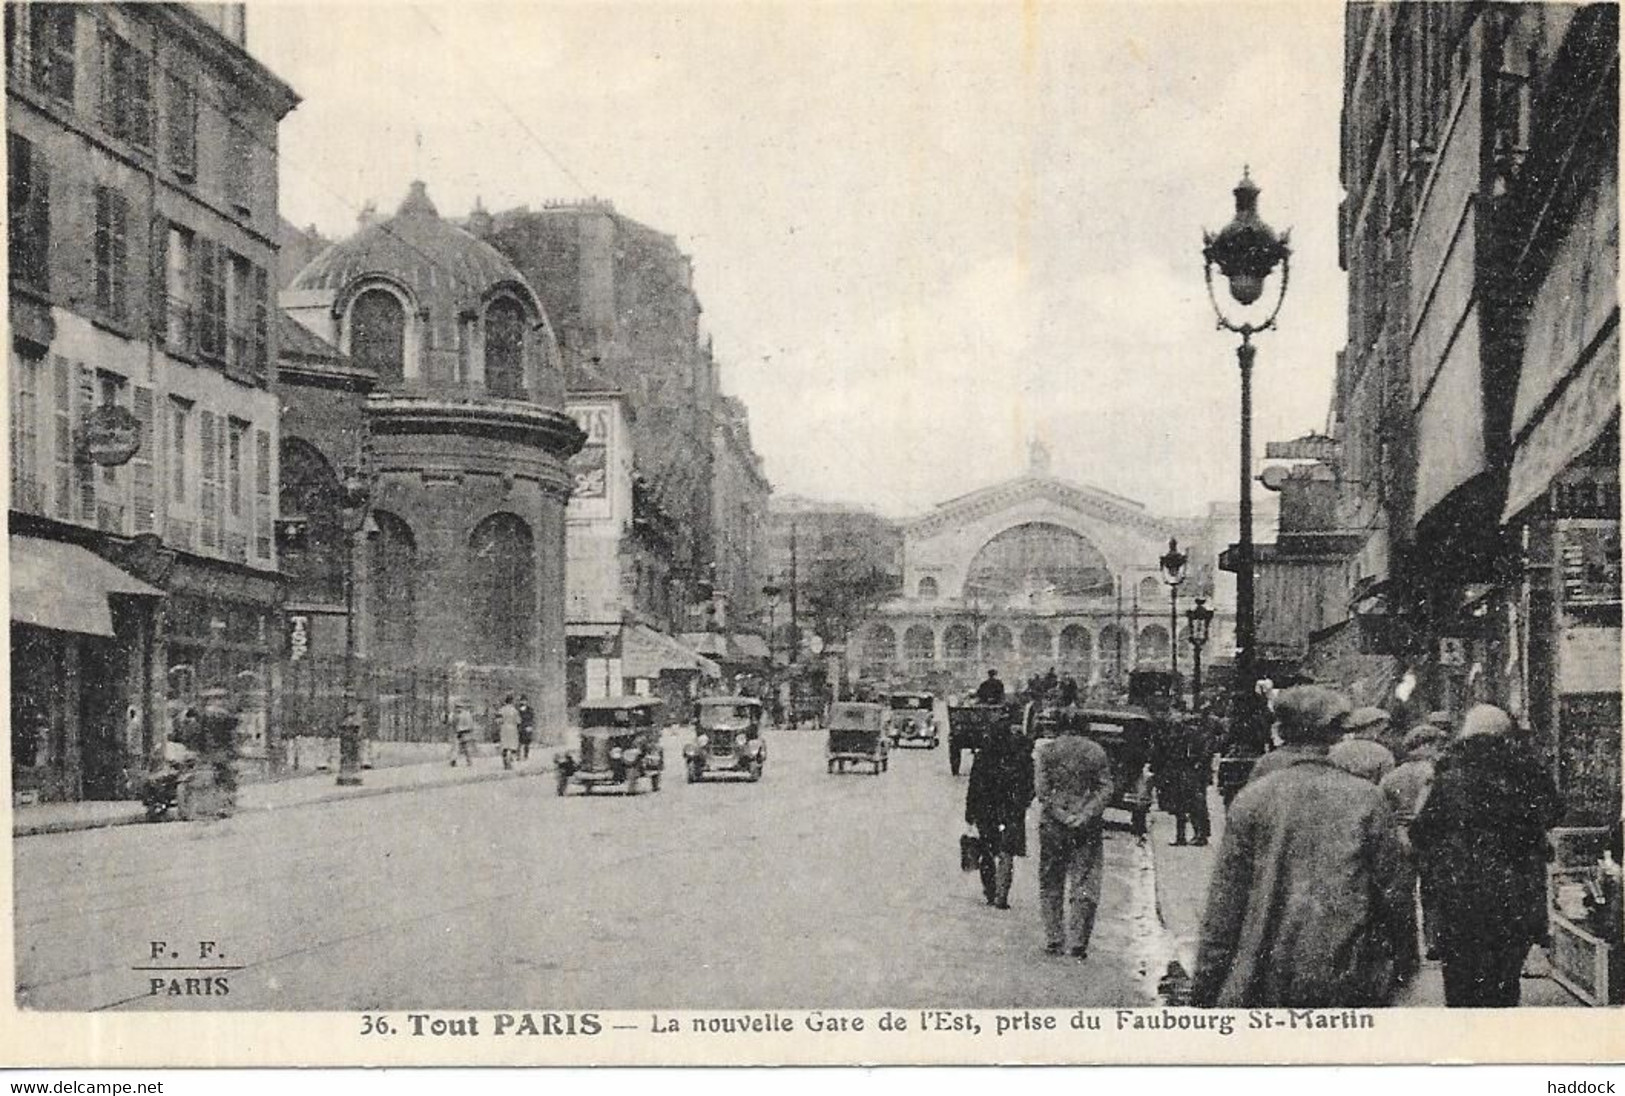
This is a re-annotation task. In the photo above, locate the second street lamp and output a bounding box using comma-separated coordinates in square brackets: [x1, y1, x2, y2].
[1185, 597, 1215, 713]
[1203, 166, 1291, 746]
[337, 468, 376, 787]
[1159, 537, 1188, 687]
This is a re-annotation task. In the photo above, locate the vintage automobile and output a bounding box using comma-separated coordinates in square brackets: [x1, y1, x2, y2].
[826, 701, 889, 775]
[684, 695, 767, 782]
[885, 691, 939, 749]
[1027, 703, 1155, 836]
[555, 696, 666, 796]
[945, 700, 1012, 776]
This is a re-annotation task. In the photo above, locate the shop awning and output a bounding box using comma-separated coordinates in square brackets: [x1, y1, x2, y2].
[10, 536, 162, 637]
[1503, 326, 1619, 522]
[622, 624, 720, 679]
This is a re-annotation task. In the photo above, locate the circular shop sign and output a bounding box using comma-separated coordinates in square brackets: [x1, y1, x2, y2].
[81, 405, 143, 467]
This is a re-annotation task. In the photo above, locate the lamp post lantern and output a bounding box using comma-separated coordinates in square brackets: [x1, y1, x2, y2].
[1203, 167, 1290, 742]
[1159, 538, 1188, 687]
[1185, 597, 1215, 713]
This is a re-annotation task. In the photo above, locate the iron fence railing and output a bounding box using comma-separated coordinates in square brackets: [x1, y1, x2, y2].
[280, 655, 549, 744]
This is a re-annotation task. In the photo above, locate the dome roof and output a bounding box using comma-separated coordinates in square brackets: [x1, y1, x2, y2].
[291, 181, 537, 319]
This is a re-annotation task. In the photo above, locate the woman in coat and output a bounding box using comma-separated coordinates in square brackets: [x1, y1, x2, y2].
[965, 722, 1035, 910]
[1409, 704, 1561, 1007]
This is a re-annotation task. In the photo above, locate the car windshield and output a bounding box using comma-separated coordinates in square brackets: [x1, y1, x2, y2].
[890, 696, 930, 710]
[699, 704, 756, 728]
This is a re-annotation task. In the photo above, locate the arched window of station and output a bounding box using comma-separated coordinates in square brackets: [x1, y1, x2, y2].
[1138, 575, 1163, 605]
[942, 624, 974, 662]
[861, 624, 897, 677]
[278, 438, 345, 607]
[348, 287, 407, 384]
[1059, 625, 1092, 666]
[1098, 625, 1129, 676]
[1137, 623, 1170, 665]
[368, 510, 417, 665]
[917, 576, 939, 599]
[963, 522, 1113, 600]
[983, 624, 1014, 659]
[469, 512, 535, 666]
[484, 295, 527, 399]
[1020, 624, 1052, 659]
[903, 625, 935, 662]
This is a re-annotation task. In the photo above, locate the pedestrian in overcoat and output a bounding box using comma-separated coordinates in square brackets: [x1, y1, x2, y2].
[517, 695, 536, 760]
[1153, 715, 1214, 846]
[496, 695, 521, 770]
[965, 723, 1035, 909]
[1381, 724, 1450, 958]
[1409, 704, 1561, 1007]
[1191, 684, 1417, 1008]
[1034, 721, 1115, 959]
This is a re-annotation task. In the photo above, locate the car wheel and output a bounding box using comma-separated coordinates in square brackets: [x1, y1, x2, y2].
[624, 770, 640, 796]
[748, 758, 763, 782]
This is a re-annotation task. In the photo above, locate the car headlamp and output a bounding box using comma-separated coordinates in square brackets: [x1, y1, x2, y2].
[735, 733, 747, 747]
[609, 746, 623, 761]
[696, 734, 709, 748]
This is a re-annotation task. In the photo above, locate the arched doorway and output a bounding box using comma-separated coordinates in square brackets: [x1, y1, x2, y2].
[1020, 624, 1053, 660]
[469, 513, 535, 666]
[278, 438, 345, 607]
[983, 624, 1014, 660]
[1137, 623, 1170, 666]
[368, 510, 417, 666]
[942, 624, 974, 663]
[903, 624, 935, 664]
[1059, 624, 1092, 666]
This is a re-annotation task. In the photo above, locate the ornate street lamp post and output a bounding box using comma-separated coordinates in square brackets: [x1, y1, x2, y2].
[1159, 538, 1188, 686]
[1185, 597, 1215, 713]
[762, 583, 782, 724]
[1203, 167, 1291, 741]
[337, 469, 376, 787]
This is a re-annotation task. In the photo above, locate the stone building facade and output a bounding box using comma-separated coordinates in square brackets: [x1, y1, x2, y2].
[852, 450, 1236, 700]
[476, 200, 720, 624]
[7, 3, 298, 800]
[280, 182, 584, 738]
[1325, 3, 1618, 826]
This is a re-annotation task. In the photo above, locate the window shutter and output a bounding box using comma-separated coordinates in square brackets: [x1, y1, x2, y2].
[254, 428, 272, 561]
[31, 154, 50, 294]
[198, 238, 220, 359]
[110, 192, 128, 322]
[75, 363, 95, 522]
[149, 219, 168, 342]
[251, 264, 269, 383]
[199, 409, 218, 548]
[132, 385, 155, 533]
[51, 357, 70, 519]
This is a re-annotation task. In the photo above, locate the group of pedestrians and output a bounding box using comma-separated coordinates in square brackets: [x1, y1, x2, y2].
[1191, 685, 1562, 1008]
[964, 687, 1115, 961]
[450, 694, 537, 769]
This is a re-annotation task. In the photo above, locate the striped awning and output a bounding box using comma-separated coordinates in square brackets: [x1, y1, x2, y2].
[622, 624, 720, 679]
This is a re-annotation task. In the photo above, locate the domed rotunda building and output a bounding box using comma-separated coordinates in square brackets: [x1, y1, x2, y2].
[281, 181, 584, 738]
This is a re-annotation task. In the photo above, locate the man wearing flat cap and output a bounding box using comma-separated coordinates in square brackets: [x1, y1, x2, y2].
[1192, 684, 1417, 1008]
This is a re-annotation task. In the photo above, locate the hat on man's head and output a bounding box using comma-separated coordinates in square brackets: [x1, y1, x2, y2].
[1459, 703, 1514, 739]
[1271, 685, 1353, 745]
[1401, 725, 1449, 755]
[1343, 706, 1391, 735]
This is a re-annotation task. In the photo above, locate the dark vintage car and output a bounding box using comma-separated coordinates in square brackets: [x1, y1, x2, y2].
[885, 692, 939, 749]
[826, 701, 888, 775]
[555, 696, 666, 796]
[684, 695, 766, 782]
[1027, 703, 1155, 836]
[945, 700, 1012, 776]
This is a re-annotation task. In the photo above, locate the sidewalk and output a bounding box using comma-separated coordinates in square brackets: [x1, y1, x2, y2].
[13, 746, 554, 838]
[1148, 788, 1583, 1008]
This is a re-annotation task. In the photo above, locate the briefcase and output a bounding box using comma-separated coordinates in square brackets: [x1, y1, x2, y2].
[959, 833, 981, 872]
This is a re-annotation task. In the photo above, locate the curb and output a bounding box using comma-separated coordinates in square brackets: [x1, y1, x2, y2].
[13, 763, 554, 839]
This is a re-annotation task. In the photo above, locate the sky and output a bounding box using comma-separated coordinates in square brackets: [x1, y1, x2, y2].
[251, 0, 1348, 520]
